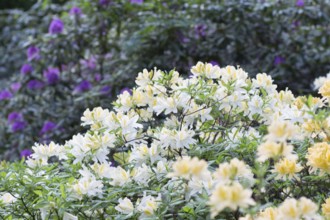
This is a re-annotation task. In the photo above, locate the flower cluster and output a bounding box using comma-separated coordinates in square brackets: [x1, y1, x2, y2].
[1, 62, 330, 219]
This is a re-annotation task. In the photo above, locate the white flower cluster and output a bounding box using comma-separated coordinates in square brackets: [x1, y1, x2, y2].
[2, 62, 330, 219]
[313, 72, 330, 90]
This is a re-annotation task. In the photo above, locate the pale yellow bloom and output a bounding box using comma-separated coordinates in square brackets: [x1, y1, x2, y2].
[319, 80, 330, 98]
[137, 194, 161, 218]
[256, 207, 278, 220]
[115, 197, 134, 214]
[273, 158, 302, 180]
[277, 90, 294, 104]
[299, 197, 319, 219]
[132, 89, 149, 107]
[190, 61, 221, 79]
[168, 156, 208, 180]
[213, 158, 254, 183]
[209, 182, 255, 218]
[277, 198, 300, 220]
[257, 141, 295, 162]
[306, 142, 330, 174]
[277, 197, 320, 220]
[302, 119, 323, 133]
[322, 198, 330, 219]
[266, 120, 298, 142]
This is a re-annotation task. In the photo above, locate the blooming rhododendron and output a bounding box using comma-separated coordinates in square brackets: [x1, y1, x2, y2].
[1, 62, 330, 219]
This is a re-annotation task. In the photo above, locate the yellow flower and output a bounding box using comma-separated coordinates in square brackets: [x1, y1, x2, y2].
[257, 141, 295, 162]
[115, 197, 134, 214]
[322, 198, 330, 219]
[266, 120, 298, 142]
[273, 158, 302, 180]
[277, 198, 300, 219]
[256, 207, 278, 220]
[191, 61, 205, 77]
[213, 158, 253, 183]
[306, 142, 330, 174]
[277, 197, 320, 220]
[209, 182, 255, 219]
[302, 119, 322, 133]
[277, 90, 294, 104]
[299, 197, 319, 218]
[319, 80, 330, 98]
[132, 89, 148, 107]
[190, 61, 221, 79]
[294, 96, 305, 110]
[168, 156, 208, 180]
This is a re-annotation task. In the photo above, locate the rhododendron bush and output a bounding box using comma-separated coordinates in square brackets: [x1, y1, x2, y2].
[1, 62, 330, 219]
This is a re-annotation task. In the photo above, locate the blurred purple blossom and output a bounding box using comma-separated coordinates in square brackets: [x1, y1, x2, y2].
[74, 80, 92, 93]
[195, 24, 207, 38]
[8, 112, 23, 124]
[296, 0, 304, 7]
[94, 73, 102, 82]
[292, 20, 300, 29]
[210, 61, 219, 66]
[130, 0, 143, 4]
[43, 67, 60, 85]
[27, 80, 44, 90]
[8, 112, 26, 132]
[20, 149, 32, 158]
[69, 6, 82, 16]
[20, 64, 33, 75]
[120, 87, 132, 95]
[27, 46, 40, 61]
[80, 57, 97, 70]
[99, 0, 111, 6]
[10, 82, 21, 93]
[40, 121, 57, 134]
[100, 85, 112, 95]
[0, 90, 13, 100]
[11, 120, 27, 132]
[176, 31, 189, 44]
[274, 55, 285, 65]
[49, 18, 64, 34]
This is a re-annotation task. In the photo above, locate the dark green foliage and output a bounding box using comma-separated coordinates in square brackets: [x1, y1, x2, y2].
[0, 0, 330, 160]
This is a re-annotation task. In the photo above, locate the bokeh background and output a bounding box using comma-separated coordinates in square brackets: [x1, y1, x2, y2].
[0, 0, 329, 160]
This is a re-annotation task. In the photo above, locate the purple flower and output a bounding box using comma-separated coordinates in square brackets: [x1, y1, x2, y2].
[195, 24, 207, 38]
[99, 0, 111, 6]
[49, 18, 64, 34]
[130, 0, 143, 4]
[43, 67, 60, 85]
[27, 46, 40, 61]
[80, 57, 97, 70]
[69, 6, 82, 16]
[100, 85, 112, 95]
[0, 90, 13, 100]
[94, 73, 102, 82]
[40, 121, 57, 134]
[8, 112, 26, 132]
[296, 0, 304, 7]
[10, 82, 21, 93]
[274, 55, 285, 66]
[27, 80, 44, 90]
[8, 112, 23, 124]
[11, 120, 26, 132]
[176, 31, 189, 44]
[74, 80, 92, 93]
[20, 64, 34, 75]
[20, 149, 32, 158]
[209, 61, 219, 66]
[292, 20, 300, 29]
[120, 87, 132, 95]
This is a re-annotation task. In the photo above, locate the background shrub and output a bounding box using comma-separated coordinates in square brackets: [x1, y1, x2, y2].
[0, 0, 330, 160]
